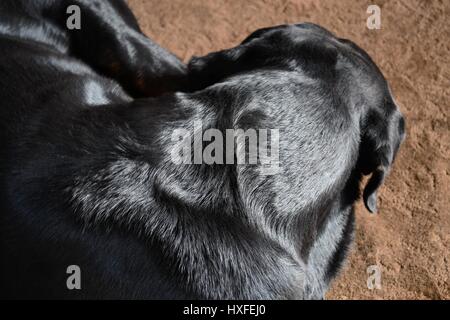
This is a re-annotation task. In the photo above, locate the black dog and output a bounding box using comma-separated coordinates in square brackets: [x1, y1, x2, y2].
[0, 0, 405, 299]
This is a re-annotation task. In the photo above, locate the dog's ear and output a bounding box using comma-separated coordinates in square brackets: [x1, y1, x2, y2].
[187, 37, 338, 91]
[187, 42, 270, 91]
[359, 99, 405, 213]
[187, 46, 245, 90]
[188, 26, 285, 90]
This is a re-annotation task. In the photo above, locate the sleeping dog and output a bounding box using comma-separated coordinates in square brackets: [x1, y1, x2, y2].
[0, 1, 405, 299]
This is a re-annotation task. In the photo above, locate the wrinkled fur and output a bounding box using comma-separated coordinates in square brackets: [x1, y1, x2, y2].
[0, 0, 405, 299]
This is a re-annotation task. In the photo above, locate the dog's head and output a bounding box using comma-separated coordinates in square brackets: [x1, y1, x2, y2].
[188, 23, 405, 213]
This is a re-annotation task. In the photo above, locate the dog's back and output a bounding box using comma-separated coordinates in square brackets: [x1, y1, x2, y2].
[0, 0, 192, 299]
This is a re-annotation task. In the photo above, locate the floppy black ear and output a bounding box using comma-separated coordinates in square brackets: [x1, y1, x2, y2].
[187, 37, 338, 91]
[188, 26, 285, 90]
[359, 103, 405, 213]
[187, 45, 250, 91]
[362, 162, 389, 213]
